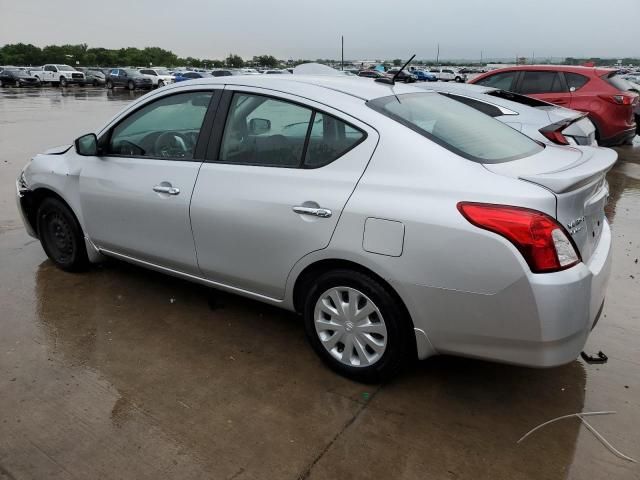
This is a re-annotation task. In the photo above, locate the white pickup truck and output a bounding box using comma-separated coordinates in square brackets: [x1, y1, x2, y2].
[31, 64, 85, 87]
[428, 67, 467, 83]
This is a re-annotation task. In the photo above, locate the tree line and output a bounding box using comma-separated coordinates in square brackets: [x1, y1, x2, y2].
[2, 43, 637, 69]
[0, 43, 280, 68]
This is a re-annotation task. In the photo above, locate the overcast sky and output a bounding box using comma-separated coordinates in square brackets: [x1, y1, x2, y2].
[1, 0, 638, 60]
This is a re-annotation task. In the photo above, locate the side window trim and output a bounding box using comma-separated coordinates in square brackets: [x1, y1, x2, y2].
[204, 89, 368, 169]
[99, 89, 221, 162]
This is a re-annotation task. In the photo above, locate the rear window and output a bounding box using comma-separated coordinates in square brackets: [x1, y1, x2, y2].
[367, 92, 543, 164]
[603, 73, 634, 91]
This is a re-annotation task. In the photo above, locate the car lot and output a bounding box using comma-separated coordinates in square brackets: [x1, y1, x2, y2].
[1, 87, 639, 479]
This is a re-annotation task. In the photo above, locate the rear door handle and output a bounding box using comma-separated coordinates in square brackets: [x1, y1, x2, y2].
[153, 185, 180, 195]
[293, 206, 332, 218]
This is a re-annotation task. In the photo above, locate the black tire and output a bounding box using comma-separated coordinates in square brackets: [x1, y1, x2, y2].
[127, 80, 135, 91]
[106, 80, 114, 89]
[93, 79, 99, 87]
[60, 77, 68, 87]
[15, 80, 21, 88]
[36, 197, 90, 272]
[303, 269, 415, 383]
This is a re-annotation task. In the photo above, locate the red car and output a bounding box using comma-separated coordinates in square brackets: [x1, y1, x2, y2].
[470, 65, 638, 146]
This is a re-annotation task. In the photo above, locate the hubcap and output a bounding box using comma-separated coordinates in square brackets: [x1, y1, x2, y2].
[314, 287, 387, 367]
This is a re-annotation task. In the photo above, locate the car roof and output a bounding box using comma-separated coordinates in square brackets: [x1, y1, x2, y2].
[480, 64, 615, 75]
[165, 75, 426, 101]
[422, 82, 497, 94]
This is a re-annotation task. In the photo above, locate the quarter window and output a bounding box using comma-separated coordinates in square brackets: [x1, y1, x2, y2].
[444, 94, 504, 117]
[519, 71, 565, 94]
[304, 113, 364, 168]
[105, 91, 213, 159]
[475, 71, 517, 90]
[565, 72, 589, 90]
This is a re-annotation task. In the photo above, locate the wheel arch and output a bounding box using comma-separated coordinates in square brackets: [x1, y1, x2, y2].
[291, 257, 435, 360]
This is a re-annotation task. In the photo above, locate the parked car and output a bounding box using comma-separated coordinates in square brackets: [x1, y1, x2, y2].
[470, 66, 639, 146]
[358, 70, 385, 78]
[139, 68, 174, 87]
[429, 67, 467, 83]
[411, 69, 437, 82]
[77, 67, 106, 87]
[262, 69, 291, 74]
[17, 76, 613, 382]
[0, 68, 41, 87]
[418, 82, 597, 146]
[31, 64, 85, 87]
[211, 69, 236, 77]
[106, 69, 153, 90]
[624, 80, 640, 134]
[173, 71, 213, 82]
[385, 68, 417, 83]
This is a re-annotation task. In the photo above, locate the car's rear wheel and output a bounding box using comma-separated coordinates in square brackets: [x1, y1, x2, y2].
[106, 80, 113, 89]
[303, 270, 414, 383]
[15, 80, 20, 88]
[93, 79, 99, 87]
[127, 80, 135, 91]
[37, 197, 89, 272]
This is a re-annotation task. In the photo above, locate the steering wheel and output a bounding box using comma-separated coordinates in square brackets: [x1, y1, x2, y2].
[154, 131, 191, 158]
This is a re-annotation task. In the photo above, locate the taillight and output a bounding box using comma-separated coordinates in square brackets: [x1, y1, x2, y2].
[539, 125, 570, 145]
[457, 202, 581, 273]
[598, 93, 636, 105]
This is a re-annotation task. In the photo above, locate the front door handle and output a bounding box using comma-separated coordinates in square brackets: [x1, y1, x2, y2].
[293, 206, 332, 218]
[153, 184, 180, 195]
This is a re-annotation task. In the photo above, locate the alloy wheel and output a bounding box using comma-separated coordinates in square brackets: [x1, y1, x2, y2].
[313, 286, 388, 367]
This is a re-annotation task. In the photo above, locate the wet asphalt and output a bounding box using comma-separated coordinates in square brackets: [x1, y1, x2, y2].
[0, 87, 638, 480]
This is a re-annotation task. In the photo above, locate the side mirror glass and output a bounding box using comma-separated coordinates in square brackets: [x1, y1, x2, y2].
[249, 118, 271, 135]
[75, 133, 98, 156]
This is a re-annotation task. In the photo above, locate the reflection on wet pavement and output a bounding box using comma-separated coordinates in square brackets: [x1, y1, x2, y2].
[0, 88, 639, 479]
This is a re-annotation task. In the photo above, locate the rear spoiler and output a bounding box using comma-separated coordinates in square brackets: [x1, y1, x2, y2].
[519, 148, 617, 194]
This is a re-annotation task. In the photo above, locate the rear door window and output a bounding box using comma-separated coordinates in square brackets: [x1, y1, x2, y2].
[475, 71, 517, 90]
[519, 71, 565, 94]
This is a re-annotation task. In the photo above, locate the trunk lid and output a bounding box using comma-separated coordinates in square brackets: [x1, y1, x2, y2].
[484, 145, 617, 262]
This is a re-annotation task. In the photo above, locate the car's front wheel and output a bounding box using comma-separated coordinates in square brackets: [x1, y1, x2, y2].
[60, 77, 68, 87]
[127, 80, 135, 91]
[303, 270, 414, 383]
[37, 197, 90, 272]
[158, 80, 165, 88]
[106, 80, 114, 89]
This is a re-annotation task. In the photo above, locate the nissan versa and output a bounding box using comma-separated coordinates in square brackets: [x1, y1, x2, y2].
[16, 76, 614, 382]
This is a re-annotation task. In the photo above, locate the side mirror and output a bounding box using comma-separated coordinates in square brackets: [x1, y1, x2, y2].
[249, 118, 271, 135]
[75, 133, 98, 156]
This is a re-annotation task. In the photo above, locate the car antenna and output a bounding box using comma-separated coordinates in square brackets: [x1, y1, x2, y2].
[375, 54, 416, 86]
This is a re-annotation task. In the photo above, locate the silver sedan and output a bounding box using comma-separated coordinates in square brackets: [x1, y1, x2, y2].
[17, 75, 614, 382]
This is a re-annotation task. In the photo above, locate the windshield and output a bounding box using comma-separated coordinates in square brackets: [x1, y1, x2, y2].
[156, 69, 170, 75]
[367, 92, 543, 164]
[56, 65, 76, 71]
[124, 69, 142, 77]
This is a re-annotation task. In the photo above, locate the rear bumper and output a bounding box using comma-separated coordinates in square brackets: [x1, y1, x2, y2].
[404, 220, 612, 365]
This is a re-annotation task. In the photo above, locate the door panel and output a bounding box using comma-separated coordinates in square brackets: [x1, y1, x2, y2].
[191, 89, 378, 299]
[80, 158, 202, 273]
